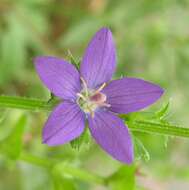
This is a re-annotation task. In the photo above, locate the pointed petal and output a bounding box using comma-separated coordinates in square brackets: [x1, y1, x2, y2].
[80, 28, 116, 89]
[102, 77, 164, 114]
[43, 101, 85, 146]
[88, 110, 133, 164]
[34, 56, 81, 100]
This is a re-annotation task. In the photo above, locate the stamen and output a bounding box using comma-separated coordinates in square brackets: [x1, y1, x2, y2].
[77, 93, 87, 101]
[94, 83, 106, 94]
[101, 103, 111, 107]
[80, 77, 88, 97]
[77, 79, 109, 115]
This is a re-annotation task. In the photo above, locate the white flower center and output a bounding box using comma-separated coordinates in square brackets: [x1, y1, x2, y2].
[76, 77, 110, 117]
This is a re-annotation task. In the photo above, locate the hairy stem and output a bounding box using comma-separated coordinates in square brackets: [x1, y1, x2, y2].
[128, 120, 189, 138]
[1, 95, 189, 138]
[0, 95, 56, 111]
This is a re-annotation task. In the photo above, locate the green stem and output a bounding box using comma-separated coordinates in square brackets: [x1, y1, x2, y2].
[19, 153, 106, 186]
[56, 164, 106, 185]
[19, 152, 54, 168]
[1, 95, 189, 138]
[0, 95, 55, 111]
[128, 120, 189, 138]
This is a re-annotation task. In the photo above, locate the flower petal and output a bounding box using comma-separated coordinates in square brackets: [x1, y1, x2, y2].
[88, 110, 133, 164]
[80, 27, 116, 89]
[102, 77, 164, 114]
[43, 101, 85, 146]
[34, 56, 81, 100]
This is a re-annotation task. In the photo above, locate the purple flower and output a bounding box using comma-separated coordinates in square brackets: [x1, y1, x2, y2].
[34, 28, 164, 164]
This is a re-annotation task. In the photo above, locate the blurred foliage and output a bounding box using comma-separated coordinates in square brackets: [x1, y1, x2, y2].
[0, 0, 189, 189]
[107, 165, 136, 190]
[0, 114, 27, 160]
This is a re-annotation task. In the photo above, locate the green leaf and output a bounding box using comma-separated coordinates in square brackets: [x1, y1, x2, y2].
[122, 101, 171, 123]
[47, 93, 60, 105]
[134, 136, 150, 161]
[54, 162, 105, 185]
[155, 100, 170, 119]
[0, 114, 27, 159]
[120, 111, 157, 122]
[52, 166, 76, 190]
[107, 165, 136, 190]
[20, 153, 105, 185]
[70, 127, 90, 150]
[67, 50, 80, 70]
[48, 92, 55, 102]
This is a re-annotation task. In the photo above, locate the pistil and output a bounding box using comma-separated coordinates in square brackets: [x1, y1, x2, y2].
[77, 78, 110, 117]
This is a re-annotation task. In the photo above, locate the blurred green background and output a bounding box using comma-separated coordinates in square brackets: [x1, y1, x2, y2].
[0, 0, 189, 189]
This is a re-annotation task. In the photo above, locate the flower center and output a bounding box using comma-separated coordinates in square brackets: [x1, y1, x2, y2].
[76, 77, 110, 117]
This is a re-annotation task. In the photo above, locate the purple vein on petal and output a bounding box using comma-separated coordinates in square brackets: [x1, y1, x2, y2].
[34, 56, 81, 100]
[102, 77, 164, 114]
[88, 110, 133, 164]
[43, 101, 85, 146]
[80, 28, 116, 89]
